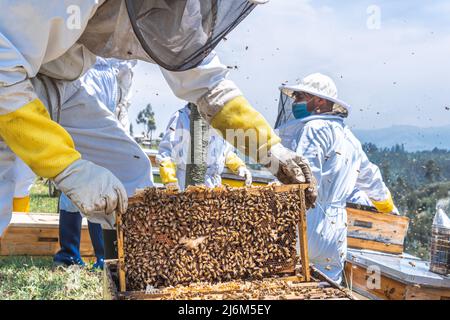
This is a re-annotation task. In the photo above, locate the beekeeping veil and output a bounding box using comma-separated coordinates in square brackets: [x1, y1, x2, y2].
[275, 74, 352, 129]
[79, 0, 264, 72]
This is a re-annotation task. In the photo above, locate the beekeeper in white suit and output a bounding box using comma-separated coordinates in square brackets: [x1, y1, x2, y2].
[0, 0, 316, 236]
[276, 73, 398, 282]
[52, 57, 150, 268]
[157, 104, 252, 190]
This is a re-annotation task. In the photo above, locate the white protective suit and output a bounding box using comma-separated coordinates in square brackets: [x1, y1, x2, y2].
[277, 115, 392, 282]
[0, 56, 153, 233]
[13, 157, 35, 200]
[58, 57, 149, 214]
[0, 1, 315, 230]
[347, 188, 374, 207]
[109, 59, 138, 134]
[0, 1, 245, 233]
[157, 105, 240, 190]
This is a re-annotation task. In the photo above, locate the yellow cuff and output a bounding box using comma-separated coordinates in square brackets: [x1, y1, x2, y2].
[210, 96, 281, 161]
[13, 196, 30, 213]
[159, 160, 178, 184]
[225, 152, 245, 174]
[371, 193, 395, 213]
[0, 99, 81, 178]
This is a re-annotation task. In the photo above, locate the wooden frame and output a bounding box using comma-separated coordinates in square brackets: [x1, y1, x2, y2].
[116, 184, 311, 292]
[104, 260, 352, 300]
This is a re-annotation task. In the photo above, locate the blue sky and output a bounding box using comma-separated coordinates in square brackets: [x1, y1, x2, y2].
[128, 0, 450, 136]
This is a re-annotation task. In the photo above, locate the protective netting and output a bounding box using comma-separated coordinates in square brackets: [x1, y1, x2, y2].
[125, 0, 257, 71]
[274, 90, 296, 130]
[121, 185, 306, 290]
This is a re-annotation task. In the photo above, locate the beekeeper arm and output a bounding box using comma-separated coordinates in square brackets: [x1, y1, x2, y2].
[160, 52, 316, 206]
[355, 150, 397, 214]
[0, 1, 126, 224]
[0, 82, 82, 178]
[156, 112, 181, 186]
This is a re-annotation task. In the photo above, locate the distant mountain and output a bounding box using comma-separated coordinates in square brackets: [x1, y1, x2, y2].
[353, 125, 450, 152]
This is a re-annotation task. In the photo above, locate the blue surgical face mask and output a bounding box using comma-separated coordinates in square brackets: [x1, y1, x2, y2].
[292, 101, 312, 119]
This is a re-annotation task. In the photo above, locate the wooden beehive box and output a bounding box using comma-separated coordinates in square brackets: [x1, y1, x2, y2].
[116, 184, 311, 293]
[345, 249, 450, 300]
[104, 259, 354, 300]
[0, 212, 94, 257]
[346, 203, 409, 254]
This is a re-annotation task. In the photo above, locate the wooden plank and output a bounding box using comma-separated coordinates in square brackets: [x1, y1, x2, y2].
[345, 262, 407, 300]
[103, 260, 119, 300]
[347, 207, 409, 244]
[298, 190, 311, 282]
[116, 211, 126, 292]
[405, 285, 450, 300]
[104, 260, 351, 300]
[129, 184, 309, 205]
[346, 260, 450, 300]
[8, 212, 61, 228]
[347, 207, 409, 253]
[347, 237, 404, 255]
[0, 225, 94, 257]
[221, 178, 267, 188]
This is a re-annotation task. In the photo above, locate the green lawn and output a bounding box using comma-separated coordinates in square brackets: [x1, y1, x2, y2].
[2, 180, 101, 300]
[29, 178, 58, 214]
[0, 256, 103, 300]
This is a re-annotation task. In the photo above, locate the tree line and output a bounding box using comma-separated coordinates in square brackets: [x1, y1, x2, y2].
[363, 143, 450, 258]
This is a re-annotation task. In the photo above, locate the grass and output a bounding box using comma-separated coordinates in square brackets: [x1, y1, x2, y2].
[0, 256, 103, 300]
[5, 169, 160, 300]
[3, 180, 101, 300]
[29, 178, 58, 214]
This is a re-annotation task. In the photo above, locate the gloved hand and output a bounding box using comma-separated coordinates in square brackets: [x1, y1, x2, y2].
[371, 192, 396, 215]
[263, 143, 317, 209]
[390, 206, 400, 216]
[52, 159, 127, 229]
[237, 166, 253, 187]
[159, 160, 178, 185]
[207, 95, 316, 207]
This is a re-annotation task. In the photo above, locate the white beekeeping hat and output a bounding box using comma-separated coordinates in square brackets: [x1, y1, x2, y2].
[280, 73, 352, 114]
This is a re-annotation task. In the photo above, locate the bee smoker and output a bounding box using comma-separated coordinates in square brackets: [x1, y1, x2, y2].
[429, 208, 450, 276]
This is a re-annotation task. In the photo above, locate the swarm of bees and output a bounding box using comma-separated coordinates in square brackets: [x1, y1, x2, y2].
[121, 185, 306, 291]
[156, 278, 351, 300]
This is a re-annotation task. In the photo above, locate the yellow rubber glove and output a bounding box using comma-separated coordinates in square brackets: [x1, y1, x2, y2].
[211, 96, 317, 208]
[13, 196, 30, 213]
[159, 160, 178, 185]
[225, 152, 246, 174]
[371, 192, 395, 213]
[0, 99, 81, 178]
[211, 96, 281, 161]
